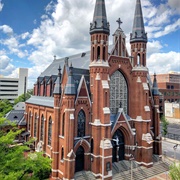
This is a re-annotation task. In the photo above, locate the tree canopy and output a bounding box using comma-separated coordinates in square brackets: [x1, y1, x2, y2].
[169, 162, 180, 180]
[0, 118, 51, 180]
[161, 116, 169, 137]
[14, 89, 33, 105]
[0, 99, 13, 118]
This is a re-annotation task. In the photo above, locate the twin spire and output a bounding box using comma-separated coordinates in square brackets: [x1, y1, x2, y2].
[90, 0, 147, 43]
[130, 0, 147, 43]
[90, 0, 110, 35]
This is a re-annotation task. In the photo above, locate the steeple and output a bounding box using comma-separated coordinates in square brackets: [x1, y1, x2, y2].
[152, 73, 160, 96]
[130, 0, 147, 43]
[90, 0, 110, 35]
[65, 63, 76, 95]
[53, 65, 62, 95]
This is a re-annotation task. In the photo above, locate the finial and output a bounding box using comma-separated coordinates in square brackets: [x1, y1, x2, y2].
[58, 65, 61, 76]
[54, 55, 56, 60]
[69, 62, 73, 76]
[65, 57, 69, 66]
[116, 18, 122, 29]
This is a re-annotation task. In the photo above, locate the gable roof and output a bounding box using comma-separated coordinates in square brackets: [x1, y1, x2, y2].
[39, 45, 114, 78]
[6, 110, 25, 125]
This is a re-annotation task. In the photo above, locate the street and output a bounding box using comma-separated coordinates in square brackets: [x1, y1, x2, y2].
[162, 140, 180, 161]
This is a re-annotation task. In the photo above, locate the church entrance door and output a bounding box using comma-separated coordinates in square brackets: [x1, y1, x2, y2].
[112, 130, 125, 162]
[75, 146, 84, 172]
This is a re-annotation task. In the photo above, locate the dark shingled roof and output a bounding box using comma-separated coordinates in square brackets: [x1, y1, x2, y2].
[39, 45, 113, 78]
[26, 96, 54, 108]
[130, 0, 147, 43]
[90, 0, 110, 35]
[6, 110, 25, 125]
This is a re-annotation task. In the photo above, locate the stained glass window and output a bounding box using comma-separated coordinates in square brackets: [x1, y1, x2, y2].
[48, 117, 52, 146]
[110, 71, 128, 114]
[40, 115, 44, 141]
[77, 110, 85, 137]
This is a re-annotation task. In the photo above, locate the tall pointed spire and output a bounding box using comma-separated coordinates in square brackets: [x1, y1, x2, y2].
[65, 64, 76, 95]
[53, 65, 62, 95]
[90, 0, 110, 35]
[130, 0, 147, 43]
[152, 73, 160, 96]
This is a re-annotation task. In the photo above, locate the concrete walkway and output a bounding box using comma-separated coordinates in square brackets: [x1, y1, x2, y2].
[147, 172, 171, 180]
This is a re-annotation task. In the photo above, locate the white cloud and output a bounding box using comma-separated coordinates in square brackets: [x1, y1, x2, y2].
[0, 0, 3, 12]
[147, 41, 163, 57]
[147, 51, 180, 74]
[152, 18, 180, 38]
[0, 25, 13, 35]
[168, 0, 180, 14]
[1, 0, 179, 88]
[0, 55, 11, 69]
[21, 32, 30, 40]
[0, 55, 15, 76]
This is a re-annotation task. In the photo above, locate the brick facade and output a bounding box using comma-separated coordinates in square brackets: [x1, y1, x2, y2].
[25, 0, 162, 179]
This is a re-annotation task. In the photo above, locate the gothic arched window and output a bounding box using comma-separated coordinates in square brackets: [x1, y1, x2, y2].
[28, 111, 31, 131]
[110, 71, 128, 114]
[34, 113, 38, 137]
[137, 54, 140, 66]
[77, 110, 86, 137]
[48, 117, 52, 146]
[62, 113, 65, 136]
[97, 46, 100, 60]
[40, 115, 44, 141]
[61, 148, 64, 160]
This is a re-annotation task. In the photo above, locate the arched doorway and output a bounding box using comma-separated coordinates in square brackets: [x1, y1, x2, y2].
[112, 130, 125, 162]
[75, 146, 84, 172]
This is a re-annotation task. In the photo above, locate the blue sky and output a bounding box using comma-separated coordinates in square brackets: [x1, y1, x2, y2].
[0, 0, 179, 88]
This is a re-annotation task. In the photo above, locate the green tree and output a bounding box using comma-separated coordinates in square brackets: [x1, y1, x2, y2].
[14, 89, 33, 105]
[0, 118, 51, 180]
[169, 162, 180, 180]
[0, 99, 13, 117]
[161, 116, 169, 138]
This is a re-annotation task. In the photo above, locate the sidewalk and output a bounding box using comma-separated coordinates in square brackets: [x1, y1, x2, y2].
[147, 172, 171, 180]
[163, 137, 180, 145]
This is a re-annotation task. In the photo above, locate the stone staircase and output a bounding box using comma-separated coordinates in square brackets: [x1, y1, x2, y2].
[74, 159, 171, 180]
[74, 171, 96, 180]
[113, 160, 170, 180]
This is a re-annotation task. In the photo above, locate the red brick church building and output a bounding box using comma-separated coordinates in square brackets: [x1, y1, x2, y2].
[25, 0, 162, 179]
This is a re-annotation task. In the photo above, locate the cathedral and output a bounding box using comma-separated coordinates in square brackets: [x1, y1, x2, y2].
[25, 0, 162, 179]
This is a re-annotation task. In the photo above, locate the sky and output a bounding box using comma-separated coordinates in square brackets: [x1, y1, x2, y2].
[0, 0, 179, 89]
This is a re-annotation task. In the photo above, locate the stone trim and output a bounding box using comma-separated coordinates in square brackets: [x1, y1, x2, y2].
[64, 109, 75, 112]
[135, 161, 153, 166]
[64, 158, 75, 162]
[136, 146, 153, 149]
[102, 80, 109, 89]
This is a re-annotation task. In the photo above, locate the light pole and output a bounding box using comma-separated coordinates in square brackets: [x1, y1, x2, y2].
[130, 154, 134, 180]
[102, 138, 105, 180]
[173, 144, 178, 162]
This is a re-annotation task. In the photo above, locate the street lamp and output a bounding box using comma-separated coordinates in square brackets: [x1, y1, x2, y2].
[173, 144, 178, 162]
[130, 154, 134, 180]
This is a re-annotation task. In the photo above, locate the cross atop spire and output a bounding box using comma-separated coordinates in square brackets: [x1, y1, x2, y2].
[130, 0, 147, 43]
[116, 18, 122, 29]
[90, 0, 110, 35]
